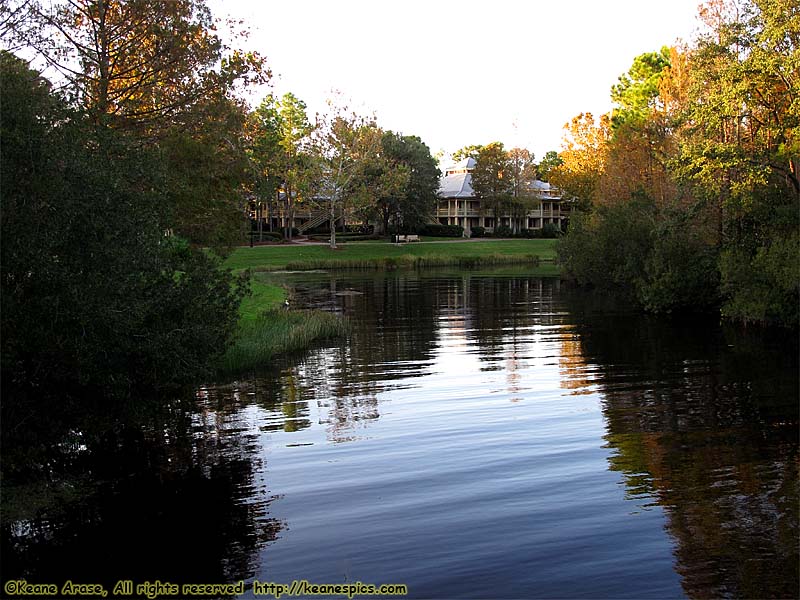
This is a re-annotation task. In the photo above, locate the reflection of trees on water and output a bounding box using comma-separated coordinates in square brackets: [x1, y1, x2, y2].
[1, 395, 282, 591]
[272, 273, 569, 432]
[189, 272, 796, 599]
[441, 276, 562, 398]
[461, 277, 561, 359]
[237, 273, 569, 442]
[564, 296, 799, 599]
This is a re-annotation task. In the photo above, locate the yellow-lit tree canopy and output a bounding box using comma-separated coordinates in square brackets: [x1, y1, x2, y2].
[556, 0, 799, 325]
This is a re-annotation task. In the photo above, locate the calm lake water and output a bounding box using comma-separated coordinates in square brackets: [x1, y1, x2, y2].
[2, 270, 798, 599]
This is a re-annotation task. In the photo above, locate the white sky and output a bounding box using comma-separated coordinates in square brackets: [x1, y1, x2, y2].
[211, 0, 703, 163]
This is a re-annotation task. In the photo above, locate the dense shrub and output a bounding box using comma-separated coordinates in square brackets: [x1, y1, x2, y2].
[470, 226, 486, 238]
[250, 231, 283, 242]
[417, 224, 464, 237]
[308, 233, 377, 242]
[493, 225, 514, 238]
[719, 231, 799, 326]
[557, 197, 720, 313]
[541, 223, 561, 238]
[639, 217, 720, 312]
[345, 223, 375, 234]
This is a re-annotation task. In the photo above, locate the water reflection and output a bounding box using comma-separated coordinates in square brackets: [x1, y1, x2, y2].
[564, 298, 799, 599]
[1, 394, 281, 593]
[3, 271, 797, 599]
[244, 271, 797, 598]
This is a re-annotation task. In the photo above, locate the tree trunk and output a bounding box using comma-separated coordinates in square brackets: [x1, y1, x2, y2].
[284, 185, 291, 240]
[382, 206, 390, 237]
[287, 183, 294, 241]
[258, 200, 263, 242]
[95, 0, 111, 124]
[329, 197, 337, 249]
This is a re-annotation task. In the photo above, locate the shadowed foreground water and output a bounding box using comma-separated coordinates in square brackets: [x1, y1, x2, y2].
[2, 271, 797, 599]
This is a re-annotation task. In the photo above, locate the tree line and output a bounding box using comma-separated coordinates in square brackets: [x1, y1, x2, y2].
[551, 0, 798, 326]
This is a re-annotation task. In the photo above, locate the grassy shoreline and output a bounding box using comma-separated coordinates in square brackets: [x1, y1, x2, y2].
[218, 275, 348, 375]
[222, 239, 558, 272]
[219, 239, 559, 374]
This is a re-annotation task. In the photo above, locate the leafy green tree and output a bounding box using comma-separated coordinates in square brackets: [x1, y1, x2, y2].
[537, 150, 563, 182]
[451, 144, 484, 162]
[246, 94, 284, 238]
[610, 47, 671, 130]
[471, 142, 512, 225]
[247, 92, 315, 240]
[507, 147, 536, 233]
[351, 143, 409, 233]
[378, 132, 441, 233]
[161, 95, 252, 246]
[677, 0, 800, 324]
[602, 48, 679, 207]
[0, 52, 248, 404]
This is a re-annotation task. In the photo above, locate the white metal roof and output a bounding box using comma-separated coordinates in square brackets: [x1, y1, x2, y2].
[444, 157, 477, 175]
[438, 172, 474, 198]
[438, 173, 561, 200]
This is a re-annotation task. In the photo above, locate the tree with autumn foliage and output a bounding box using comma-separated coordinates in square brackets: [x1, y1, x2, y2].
[2, 0, 268, 245]
[549, 113, 611, 211]
[557, 0, 799, 325]
[1, 0, 267, 133]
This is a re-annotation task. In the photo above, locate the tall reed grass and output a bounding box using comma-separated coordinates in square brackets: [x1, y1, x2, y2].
[219, 308, 349, 375]
[280, 253, 541, 271]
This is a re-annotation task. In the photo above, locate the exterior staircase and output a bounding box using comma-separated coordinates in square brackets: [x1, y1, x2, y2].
[297, 209, 344, 234]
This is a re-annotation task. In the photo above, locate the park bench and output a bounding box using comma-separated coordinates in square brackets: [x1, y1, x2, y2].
[394, 234, 420, 243]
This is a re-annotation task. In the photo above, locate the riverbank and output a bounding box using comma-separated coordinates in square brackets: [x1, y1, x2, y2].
[219, 239, 559, 374]
[218, 276, 348, 375]
[222, 239, 558, 272]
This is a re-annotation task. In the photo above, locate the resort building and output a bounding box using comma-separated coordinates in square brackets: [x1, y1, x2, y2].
[248, 157, 572, 236]
[436, 157, 571, 235]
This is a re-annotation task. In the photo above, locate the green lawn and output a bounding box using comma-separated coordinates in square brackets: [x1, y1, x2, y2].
[238, 277, 287, 322]
[223, 239, 558, 272]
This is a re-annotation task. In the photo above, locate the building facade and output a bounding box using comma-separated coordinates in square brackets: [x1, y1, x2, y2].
[436, 157, 570, 234]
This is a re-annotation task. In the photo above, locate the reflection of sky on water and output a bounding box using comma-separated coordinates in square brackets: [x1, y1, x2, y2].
[6, 271, 791, 598]
[219, 271, 797, 599]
